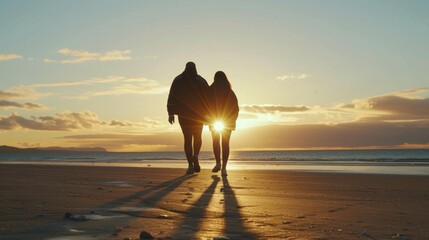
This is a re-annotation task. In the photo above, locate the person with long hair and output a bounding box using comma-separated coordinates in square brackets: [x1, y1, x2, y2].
[209, 71, 239, 176]
[167, 62, 209, 174]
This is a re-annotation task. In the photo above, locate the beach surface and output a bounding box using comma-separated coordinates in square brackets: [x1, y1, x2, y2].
[0, 164, 428, 240]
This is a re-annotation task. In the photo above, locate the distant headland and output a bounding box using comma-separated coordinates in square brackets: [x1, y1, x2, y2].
[0, 145, 107, 153]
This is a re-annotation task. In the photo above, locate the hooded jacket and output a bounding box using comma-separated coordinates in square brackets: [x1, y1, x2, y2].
[167, 72, 209, 122]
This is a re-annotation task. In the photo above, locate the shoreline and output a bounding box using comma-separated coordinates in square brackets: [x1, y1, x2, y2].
[1, 160, 429, 176]
[0, 164, 428, 239]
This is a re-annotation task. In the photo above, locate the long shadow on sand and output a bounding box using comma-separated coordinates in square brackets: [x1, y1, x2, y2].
[222, 176, 258, 239]
[99, 173, 196, 210]
[171, 175, 220, 238]
[170, 175, 258, 239]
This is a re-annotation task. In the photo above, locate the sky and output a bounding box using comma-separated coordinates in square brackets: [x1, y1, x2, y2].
[1, 0, 429, 151]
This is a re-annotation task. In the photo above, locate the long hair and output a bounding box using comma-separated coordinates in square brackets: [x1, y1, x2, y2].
[212, 71, 231, 91]
[210, 71, 237, 125]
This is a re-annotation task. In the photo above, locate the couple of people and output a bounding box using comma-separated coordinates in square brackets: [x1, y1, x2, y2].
[167, 62, 239, 176]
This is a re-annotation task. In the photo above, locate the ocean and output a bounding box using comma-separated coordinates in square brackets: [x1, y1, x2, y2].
[1, 149, 429, 175]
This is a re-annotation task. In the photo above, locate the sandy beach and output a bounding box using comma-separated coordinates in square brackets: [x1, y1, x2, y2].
[0, 164, 428, 240]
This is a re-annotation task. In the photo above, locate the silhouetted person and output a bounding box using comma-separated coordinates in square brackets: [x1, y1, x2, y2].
[167, 62, 209, 174]
[208, 71, 239, 176]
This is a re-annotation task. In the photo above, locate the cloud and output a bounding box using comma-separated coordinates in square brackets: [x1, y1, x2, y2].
[235, 120, 429, 149]
[237, 88, 429, 128]
[339, 88, 429, 121]
[0, 90, 22, 100]
[18, 142, 41, 148]
[235, 88, 429, 149]
[61, 133, 184, 151]
[25, 76, 168, 98]
[28, 76, 168, 97]
[276, 74, 311, 80]
[28, 76, 128, 88]
[0, 89, 46, 109]
[61, 118, 429, 151]
[0, 54, 22, 61]
[2, 76, 167, 101]
[0, 100, 44, 109]
[43, 58, 56, 63]
[58, 48, 131, 64]
[78, 79, 168, 98]
[241, 104, 310, 113]
[3, 86, 51, 100]
[0, 111, 162, 132]
[109, 120, 132, 127]
[0, 111, 107, 131]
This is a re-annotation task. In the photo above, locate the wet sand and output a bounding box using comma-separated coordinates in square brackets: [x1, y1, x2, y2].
[0, 164, 428, 239]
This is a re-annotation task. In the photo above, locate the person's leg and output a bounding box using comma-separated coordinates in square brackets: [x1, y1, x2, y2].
[221, 130, 232, 174]
[192, 124, 203, 159]
[211, 131, 221, 172]
[191, 123, 203, 172]
[182, 130, 193, 164]
[179, 117, 194, 174]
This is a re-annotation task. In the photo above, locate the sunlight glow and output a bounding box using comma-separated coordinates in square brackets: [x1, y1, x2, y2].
[214, 121, 225, 132]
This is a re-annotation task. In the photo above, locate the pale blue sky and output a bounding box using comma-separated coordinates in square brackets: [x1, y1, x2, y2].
[1, 1, 428, 151]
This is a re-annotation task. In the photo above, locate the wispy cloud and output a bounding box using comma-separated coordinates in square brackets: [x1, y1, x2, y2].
[28, 76, 128, 88]
[0, 89, 46, 109]
[0, 90, 22, 99]
[43, 58, 56, 63]
[0, 111, 163, 131]
[0, 54, 23, 61]
[4, 86, 51, 100]
[4, 76, 167, 101]
[57, 48, 131, 64]
[0, 111, 108, 131]
[276, 74, 311, 80]
[241, 104, 310, 113]
[27, 76, 168, 99]
[61, 133, 183, 151]
[78, 79, 168, 99]
[0, 100, 44, 110]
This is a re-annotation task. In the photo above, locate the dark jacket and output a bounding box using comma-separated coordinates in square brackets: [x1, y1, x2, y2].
[167, 73, 209, 122]
[209, 86, 239, 130]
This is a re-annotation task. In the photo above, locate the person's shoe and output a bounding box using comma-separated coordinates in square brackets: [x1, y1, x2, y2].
[212, 163, 221, 173]
[186, 164, 194, 174]
[221, 169, 228, 176]
[193, 156, 201, 173]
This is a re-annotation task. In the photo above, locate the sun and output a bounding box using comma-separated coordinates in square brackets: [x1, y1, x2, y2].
[214, 121, 225, 132]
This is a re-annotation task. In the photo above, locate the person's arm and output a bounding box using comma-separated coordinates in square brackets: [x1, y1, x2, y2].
[167, 78, 178, 124]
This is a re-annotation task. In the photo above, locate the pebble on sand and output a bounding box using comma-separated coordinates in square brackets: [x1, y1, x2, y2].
[361, 230, 370, 236]
[392, 233, 410, 240]
[37, 212, 46, 217]
[64, 212, 89, 221]
[139, 230, 154, 239]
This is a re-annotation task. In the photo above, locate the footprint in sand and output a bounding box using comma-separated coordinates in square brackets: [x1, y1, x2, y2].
[297, 213, 316, 219]
[328, 207, 345, 213]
